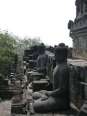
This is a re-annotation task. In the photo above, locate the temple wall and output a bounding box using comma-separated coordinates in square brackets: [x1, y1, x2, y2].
[70, 30, 87, 58]
[68, 59, 87, 109]
[68, 0, 87, 111]
[68, 0, 87, 59]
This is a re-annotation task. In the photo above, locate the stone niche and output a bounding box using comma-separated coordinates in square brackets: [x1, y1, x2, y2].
[68, 0, 87, 58]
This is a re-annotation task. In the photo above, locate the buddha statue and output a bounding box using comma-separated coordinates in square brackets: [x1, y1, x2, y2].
[32, 44, 70, 112]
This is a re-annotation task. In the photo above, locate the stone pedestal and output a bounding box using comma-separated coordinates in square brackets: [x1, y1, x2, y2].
[11, 93, 27, 114]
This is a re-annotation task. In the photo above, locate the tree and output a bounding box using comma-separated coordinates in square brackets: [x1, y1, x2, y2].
[0, 31, 17, 77]
[0, 30, 41, 77]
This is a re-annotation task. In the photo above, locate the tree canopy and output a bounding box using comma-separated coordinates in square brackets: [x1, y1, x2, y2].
[0, 31, 17, 77]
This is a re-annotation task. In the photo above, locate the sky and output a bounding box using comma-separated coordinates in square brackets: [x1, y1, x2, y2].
[0, 0, 76, 47]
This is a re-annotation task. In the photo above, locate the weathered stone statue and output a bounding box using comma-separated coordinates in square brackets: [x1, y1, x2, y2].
[36, 43, 48, 76]
[33, 44, 70, 112]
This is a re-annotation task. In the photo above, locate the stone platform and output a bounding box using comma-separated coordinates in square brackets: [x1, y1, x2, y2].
[0, 100, 11, 116]
[27, 108, 77, 116]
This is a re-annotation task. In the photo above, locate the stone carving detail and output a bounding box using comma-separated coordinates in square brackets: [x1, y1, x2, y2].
[68, 0, 87, 58]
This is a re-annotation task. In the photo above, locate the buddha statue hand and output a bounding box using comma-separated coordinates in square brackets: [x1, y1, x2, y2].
[44, 91, 52, 96]
[41, 94, 48, 101]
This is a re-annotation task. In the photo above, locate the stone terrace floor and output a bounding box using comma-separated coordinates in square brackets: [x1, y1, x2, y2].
[0, 100, 78, 116]
[0, 100, 11, 116]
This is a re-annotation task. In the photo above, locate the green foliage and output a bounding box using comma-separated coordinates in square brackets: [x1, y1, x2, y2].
[0, 30, 41, 78]
[0, 31, 17, 77]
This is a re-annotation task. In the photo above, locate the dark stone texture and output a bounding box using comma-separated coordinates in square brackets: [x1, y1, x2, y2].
[68, 59, 87, 109]
[11, 94, 27, 114]
[32, 80, 49, 92]
[33, 45, 70, 113]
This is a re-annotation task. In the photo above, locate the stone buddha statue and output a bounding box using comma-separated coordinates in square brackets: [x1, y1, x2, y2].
[36, 43, 48, 76]
[33, 44, 70, 112]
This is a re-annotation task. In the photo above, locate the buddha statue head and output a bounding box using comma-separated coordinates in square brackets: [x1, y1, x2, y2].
[55, 43, 68, 63]
[38, 43, 45, 54]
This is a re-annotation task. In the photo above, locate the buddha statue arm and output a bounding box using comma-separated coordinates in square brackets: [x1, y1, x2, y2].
[47, 67, 69, 97]
[36, 56, 40, 68]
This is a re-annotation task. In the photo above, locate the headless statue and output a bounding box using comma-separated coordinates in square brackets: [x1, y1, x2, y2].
[33, 44, 70, 112]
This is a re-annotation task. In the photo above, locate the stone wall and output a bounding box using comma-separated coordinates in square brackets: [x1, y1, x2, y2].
[68, 59, 87, 109]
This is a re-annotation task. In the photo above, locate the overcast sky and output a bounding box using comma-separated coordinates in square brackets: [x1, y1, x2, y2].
[0, 0, 76, 47]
